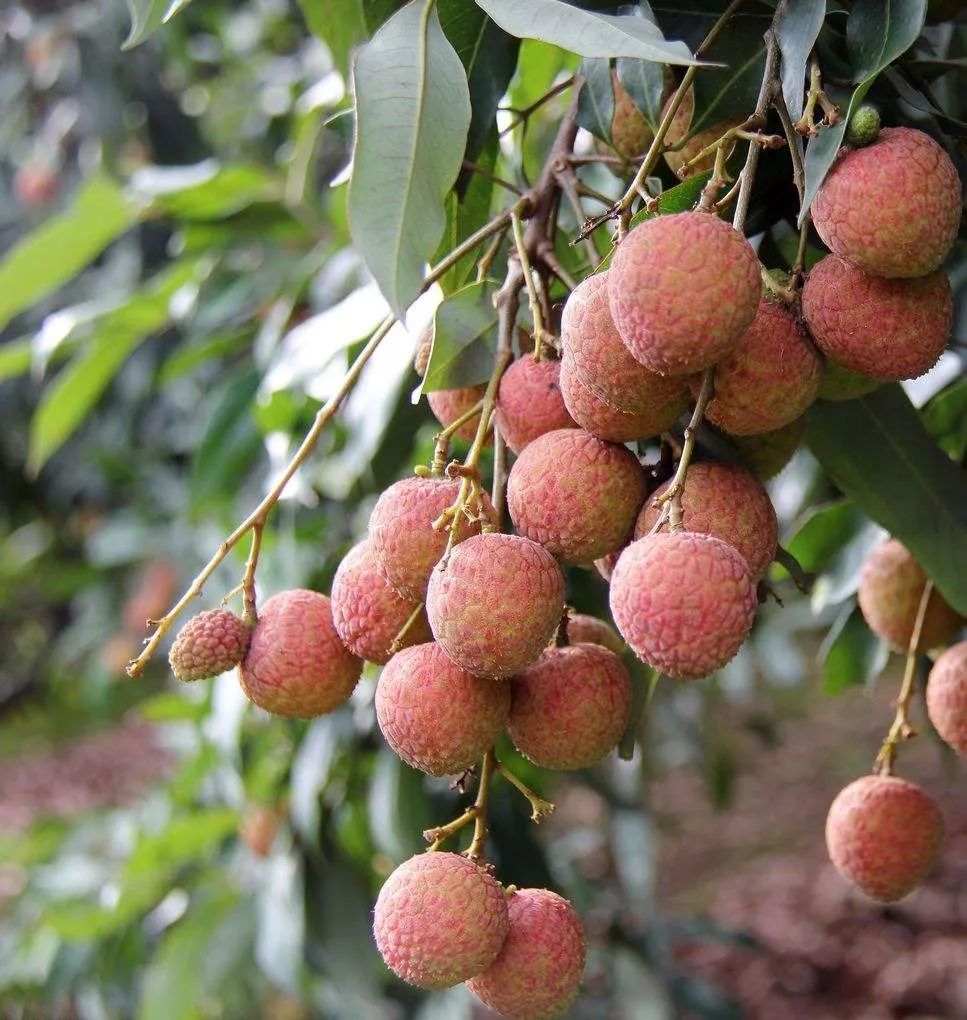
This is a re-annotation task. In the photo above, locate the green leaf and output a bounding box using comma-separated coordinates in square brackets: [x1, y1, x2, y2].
[421, 281, 498, 392]
[0, 339, 32, 382]
[123, 0, 194, 48]
[775, 0, 826, 123]
[576, 59, 616, 144]
[298, 1, 368, 74]
[783, 501, 865, 574]
[367, 749, 432, 860]
[618, 661, 658, 761]
[820, 602, 890, 694]
[628, 171, 712, 229]
[132, 162, 280, 220]
[349, 0, 472, 316]
[615, 56, 668, 129]
[922, 376, 967, 461]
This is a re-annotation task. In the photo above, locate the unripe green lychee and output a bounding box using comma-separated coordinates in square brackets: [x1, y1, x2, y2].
[730, 416, 806, 480]
[369, 476, 494, 601]
[662, 86, 742, 178]
[926, 641, 967, 756]
[610, 532, 757, 680]
[811, 126, 961, 278]
[507, 429, 646, 565]
[330, 540, 430, 665]
[375, 642, 510, 775]
[825, 774, 943, 902]
[427, 533, 565, 679]
[802, 256, 952, 381]
[608, 211, 762, 376]
[844, 104, 881, 147]
[238, 590, 362, 718]
[565, 613, 624, 653]
[610, 71, 654, 161]
[495, 355, 576, 455]
[635, 462, 778, 580]
[509, 644, 631, 770]
[168, 608, 250, 682]
[857, 539, 961, 653]
[467, 888, 586, 1019]
[373, 852, 509, 990]
[818, 359, 881, 401]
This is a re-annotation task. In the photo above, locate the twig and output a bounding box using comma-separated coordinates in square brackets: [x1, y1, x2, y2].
[495, 762, 555, 822]
[389, 602, 426, 656]
[241, 521, 263, 627]
[500, 76, 576, 137]
[465, 749, 497, 862]
[431, 398, 485, 474]
[512, 206, 550, 359]
[794, 55, 841, 137]
[462, 160, 523, 196]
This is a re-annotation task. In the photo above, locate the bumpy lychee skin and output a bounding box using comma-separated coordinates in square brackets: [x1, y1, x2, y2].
[802, 256, 952, 381]
[818, 359, 881, 401]
[509, 645, 632, 770]
[825, 775, 944, 902]
[169, 608, 250, 682]
[495, 355, 576, 454]
[610, 532, 757, 680]
[636, 462, 778, 580]
[812, 127, 961, 278]
[376, 643, 510, 775]
[369, 476, 494, 601]
[330, 540, 430, 665]
[608, 211, 761, 376]
[427, 533, 565, 679]
[467, 888, 586, 1019]
[507, 429, 646, 565]
[730, 416, 806, 480]
[565, 613, 624, 654]
[238, 590, 362, 718]
[857, 539, 961, 653]
[373, 852, 509, 990]
[926, 642, 967, 755]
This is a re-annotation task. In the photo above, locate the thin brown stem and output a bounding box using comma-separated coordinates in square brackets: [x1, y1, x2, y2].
[431, 398, 485, 474]
[465, 749, 497, 862]
[512, 206, 549, 358]
[241, 521, 263, 626]
[500, 76, 577, 137]
[495, 762, 555, 822]
[424, 807, 479, 852]
[462, 160, 523, 196]
[389, 601, 426, 656]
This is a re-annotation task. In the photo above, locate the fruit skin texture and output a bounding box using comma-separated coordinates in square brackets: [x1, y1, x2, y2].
[507, 429, 646, 565]
[927, 642, 967, 755]
[802, 256, 952, 381]
[730, 416, 805, 480]
[857, 539, 961, 653]
[565, 613, 624, 653]
[635, 462, 778, 581]
[811, 127, 961, 278]
[825, 775, 944, 902]
[239, 590, 362, 717]
[608, 211, 761, 376]
[818, 359, 881, 401]
[610, 532, 758, 680]
[509, 645, 632, 770]
[369, 476, 494, 601]
[375, 642, 510, 775]
[330, 540, 430, 665]
[169, 608, 251, 682]
[373, 852, 509, 990]
[495, 355, 576, 454]
[426, 533, 565, 679]
[467, 888, 586, 1020]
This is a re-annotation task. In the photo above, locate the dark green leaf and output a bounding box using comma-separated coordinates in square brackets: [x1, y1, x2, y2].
[576, 58, 616, 144]
[783, 500, 865, 574]
[615, 56, 667, 129]
[298, 1, 367, 73]
[618, 661, 658, 760]
[775, 0, 826, 123]
[922, 376, 967, 461]
[363, 0, 408, 32]
[819, 602, 890, 694]
[367, 749, 433, 859]
[421, 281, 498, 391]
[628, 171, 712, 229]
[0, 338, 32, 382]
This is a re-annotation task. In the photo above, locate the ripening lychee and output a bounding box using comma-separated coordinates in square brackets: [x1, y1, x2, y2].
[662, 86, 742, 177]
[610, 532, 757, 680]
[857, 539, 961, 653]
[507, 429, 646, 565]
[495, 355, 576, 454]
[730, 416, 805, 480]
[610, 71, 654, 161]
[168, 608, 251, 682]
[330, 540, 430, 665]
[926, 641, 967, 755]
[427, 533, 565, 679]
[635, 462, 778, 580]
[608, 212, 762, 376]
[818, 359, 881, 401]
[811, 126, 961, 278]
[374, 852, 509, 990]
[802, 256, 952, 381]
[415, 330, 489, 444]
[369, 476, 494, 601]
[238, 590, 362, 718]
[467, 888, 586, 1019]
[509, 644, 632, 770]
[825, 774, 944, 902]
[376, 643, 510, 775]
[565, 613, 624, 654]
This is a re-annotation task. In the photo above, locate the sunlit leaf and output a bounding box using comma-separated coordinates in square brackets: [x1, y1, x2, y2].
[819, 602, 890, 694]
[420, 281, 498, 393]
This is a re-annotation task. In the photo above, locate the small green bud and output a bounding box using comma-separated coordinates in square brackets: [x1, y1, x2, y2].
[845, 105, 881, 148]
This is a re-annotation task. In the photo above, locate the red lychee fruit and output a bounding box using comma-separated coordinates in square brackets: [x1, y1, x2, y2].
[825, 774, 944, 901]
[375, 642, 510, 775]
[426, 533, 565, 679]
[495, 355, 576, 454]
[467, 888, 586, 1019]
[168, 608, 251, 682]
[730, 416, 806, 480]
[608, 211, 762, 376]
[610, 532, 757, 680]
[373, 852, 509, 990]
[565, 613, 624, 653]
[811, 126, 961, 279]
[926, 641, 967, 755]
[802, 256, 952, 381]
[818, 359, 881, 401]
[238, 590, 362, 718]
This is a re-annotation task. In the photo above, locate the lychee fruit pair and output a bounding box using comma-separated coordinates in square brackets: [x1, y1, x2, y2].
[926, 641, 967, 755]
[495, 354, 576, 454]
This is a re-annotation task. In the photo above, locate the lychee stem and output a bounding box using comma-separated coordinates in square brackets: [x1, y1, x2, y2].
[241, 520, 264, 627]
[466, 749, 497, 863]
[423, 806, 479, 852]
[430, 399, 485, 475]
[511, 207, 553, 361]
[794, 56, 841, 137]
[495, 762, 555, 823]
[388, 602, 426, 656]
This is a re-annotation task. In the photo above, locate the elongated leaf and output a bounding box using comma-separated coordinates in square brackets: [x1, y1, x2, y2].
[922, 377, 967, 461]
[615, 56, 667, 129]
[131, 162, 279, 220]
[576, 58, 616, 144]
[819, 602, 890, 694]
[349, 0, 472, 316]
[420, 281, 498, 393]
[298, 0, 367, 73]
[783, 500, 865, 574]
[775, 0, 825, 123]
[123, 0, 194, 48]
[0, 339, 32, 382]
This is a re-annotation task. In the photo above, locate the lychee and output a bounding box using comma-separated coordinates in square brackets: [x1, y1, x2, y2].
[330, 540, 430, 665]
[610, 531, 757, 680]
[495, 355, 576, 454]
[238, 590, 362, 718]
[610, 72, 654, 161]
[467, 888, 586, 1019]
[825, 774, 943, 901]
[730, 416, 805, 480]
[802, 256, 952, 381]
[373, 852, 509, 989]
[818, 359, 881, 401]
[565, 613, 624, 654]
[608, 211, 762, 376]
[844, 103, 881, 148]
[168, 608, 251, 682]
[507, 429, 646, 565]
[926, 641, 967, 755]
[426, 533, 565, 679]
[662, 86, 742, 178]
[811, 126, 961, 278]
[376, 642, 510, 775]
